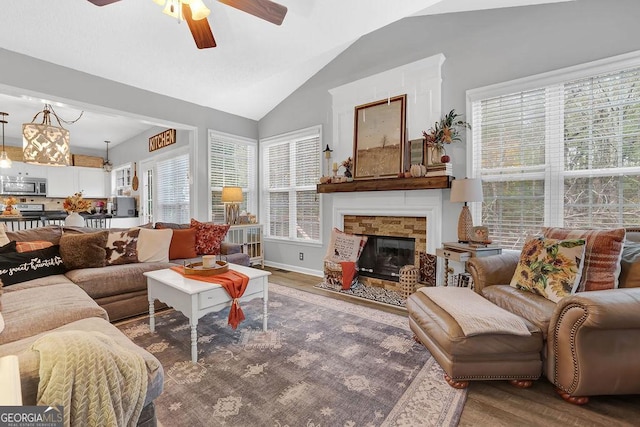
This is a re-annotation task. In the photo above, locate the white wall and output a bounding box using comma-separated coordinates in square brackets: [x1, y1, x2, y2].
[258, 0, 640, 274]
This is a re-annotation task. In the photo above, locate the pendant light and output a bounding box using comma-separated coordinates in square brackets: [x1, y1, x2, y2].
[103, 140, 113, 172]
[0, 112, 11, 169]
[22, 104, 81, 166]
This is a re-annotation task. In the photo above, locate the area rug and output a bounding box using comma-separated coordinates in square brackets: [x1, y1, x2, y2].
[118, 283, 466, 426]
[315, 280, 407, 308]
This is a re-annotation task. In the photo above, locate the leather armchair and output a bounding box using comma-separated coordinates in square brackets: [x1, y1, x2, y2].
[467, 253, 640, 404]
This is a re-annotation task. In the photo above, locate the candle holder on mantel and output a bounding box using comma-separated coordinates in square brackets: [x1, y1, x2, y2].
[323, 144, 333, 178]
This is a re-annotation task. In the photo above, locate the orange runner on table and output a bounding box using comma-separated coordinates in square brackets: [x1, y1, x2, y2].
[170, 266, 250, 329]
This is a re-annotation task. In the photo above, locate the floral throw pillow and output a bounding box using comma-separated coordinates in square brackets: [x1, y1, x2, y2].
[510, 236, 586, 303]
[190, 219, 230, 255]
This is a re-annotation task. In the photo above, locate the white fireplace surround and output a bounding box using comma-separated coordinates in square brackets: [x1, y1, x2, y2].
[331, 190, 443, 255]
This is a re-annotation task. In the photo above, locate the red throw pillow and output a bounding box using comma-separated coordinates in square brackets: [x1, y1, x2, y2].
[190, 219, 230, 255]
[169, 228, 198, 260]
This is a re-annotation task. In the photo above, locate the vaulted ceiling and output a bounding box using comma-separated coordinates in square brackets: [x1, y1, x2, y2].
[0, 0, 573, 149]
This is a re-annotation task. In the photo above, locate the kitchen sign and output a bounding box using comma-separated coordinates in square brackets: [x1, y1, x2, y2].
[149, 129, 176, 152]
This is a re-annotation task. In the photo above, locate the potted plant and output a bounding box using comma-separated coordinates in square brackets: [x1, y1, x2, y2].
[422, 109, 470, 164]
[63, 192, 92, 226]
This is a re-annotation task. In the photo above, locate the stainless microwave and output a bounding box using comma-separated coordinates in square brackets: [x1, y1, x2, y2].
[0, 176, 47, 196]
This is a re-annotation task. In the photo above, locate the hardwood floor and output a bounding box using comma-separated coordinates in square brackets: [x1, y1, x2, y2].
[267, 267, 640, 426]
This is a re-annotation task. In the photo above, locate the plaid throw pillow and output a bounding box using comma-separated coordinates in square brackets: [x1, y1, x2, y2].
[542, 227, 625, 292]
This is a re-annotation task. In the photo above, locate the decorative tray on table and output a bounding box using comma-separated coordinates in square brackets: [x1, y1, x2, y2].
[183, 260, 229, 276]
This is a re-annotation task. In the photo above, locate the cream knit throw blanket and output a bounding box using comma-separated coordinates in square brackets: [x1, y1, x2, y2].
[31, 330, 148, 427]
[419, 287, 531, 337]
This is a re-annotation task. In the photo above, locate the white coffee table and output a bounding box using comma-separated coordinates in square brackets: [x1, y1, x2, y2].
[144, 264, 271, 363]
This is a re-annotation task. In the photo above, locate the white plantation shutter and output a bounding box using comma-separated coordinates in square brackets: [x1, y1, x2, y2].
[155, 153, 190, 223]
[471, 58, 640, 249]
[209, 131, 257, 223]
[262, 126, 322, 243]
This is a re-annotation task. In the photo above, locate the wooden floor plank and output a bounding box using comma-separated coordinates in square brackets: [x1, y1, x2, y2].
[267, 267, 640, 426]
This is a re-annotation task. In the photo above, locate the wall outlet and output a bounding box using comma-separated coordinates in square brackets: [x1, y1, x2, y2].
[299, 252, 304, 261]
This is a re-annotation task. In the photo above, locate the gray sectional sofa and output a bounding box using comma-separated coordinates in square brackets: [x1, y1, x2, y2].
[0, 224, 251, 426]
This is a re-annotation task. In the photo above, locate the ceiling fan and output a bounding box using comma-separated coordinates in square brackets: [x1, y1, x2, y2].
[86, 0, 288, 49]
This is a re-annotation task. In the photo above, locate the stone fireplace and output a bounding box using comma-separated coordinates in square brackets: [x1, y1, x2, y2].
[332, 190, 442, 292]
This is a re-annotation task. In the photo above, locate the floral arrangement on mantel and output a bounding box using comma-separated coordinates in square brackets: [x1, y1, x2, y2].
[3, 197, 19, 216]
[341, 157, 353, 179]
[63, 192, 92, 213]
[422, 109, 470, 162]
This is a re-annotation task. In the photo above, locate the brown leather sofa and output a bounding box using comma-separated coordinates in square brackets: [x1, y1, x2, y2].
[466, 229, 640, 404]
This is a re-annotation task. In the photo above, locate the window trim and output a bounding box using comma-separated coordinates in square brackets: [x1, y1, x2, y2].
[260, 125, 323, 246]
[466, 50, 640, 245]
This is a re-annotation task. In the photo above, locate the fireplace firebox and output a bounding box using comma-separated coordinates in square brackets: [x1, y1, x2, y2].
[358, 235, 415, 282]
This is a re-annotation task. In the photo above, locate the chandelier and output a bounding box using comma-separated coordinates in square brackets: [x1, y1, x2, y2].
[22, 104, 82, 167]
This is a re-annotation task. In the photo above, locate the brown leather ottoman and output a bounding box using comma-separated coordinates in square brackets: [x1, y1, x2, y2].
[407, 289, 544, 389]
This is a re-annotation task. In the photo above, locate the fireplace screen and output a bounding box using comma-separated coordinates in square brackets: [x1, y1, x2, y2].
[358, 235, 415, 282]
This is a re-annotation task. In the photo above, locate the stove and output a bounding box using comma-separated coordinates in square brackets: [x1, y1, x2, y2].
[15, 203, 45, 218]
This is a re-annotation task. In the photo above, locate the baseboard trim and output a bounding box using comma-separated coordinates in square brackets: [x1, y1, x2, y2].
[264, 261, 323, 278]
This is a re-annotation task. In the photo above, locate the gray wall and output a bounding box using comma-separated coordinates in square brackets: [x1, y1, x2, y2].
[0, 47, 258, 220]
[258, 0, 640, 273]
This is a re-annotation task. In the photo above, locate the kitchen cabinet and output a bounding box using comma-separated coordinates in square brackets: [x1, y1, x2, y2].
[46, 167, 77, 197]
[77, 167, 108, 198]
[13, 161, 46, 178]
[47, 166, 108, 198]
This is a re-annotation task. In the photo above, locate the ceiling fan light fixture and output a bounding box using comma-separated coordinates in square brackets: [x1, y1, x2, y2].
[162, 0, 181, 19]
[188, 0, 210, 20]
[152, 0, 166, 5]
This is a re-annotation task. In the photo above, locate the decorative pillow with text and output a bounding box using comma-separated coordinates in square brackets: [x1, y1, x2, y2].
[0, 245, 67, 286]
[325, 228, 368, 263]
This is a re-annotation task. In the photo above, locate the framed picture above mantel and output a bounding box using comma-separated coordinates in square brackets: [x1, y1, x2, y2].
[353, 94, 406, 180]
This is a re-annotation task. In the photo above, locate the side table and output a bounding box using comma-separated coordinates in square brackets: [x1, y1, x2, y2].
[436, 242, 502, 287]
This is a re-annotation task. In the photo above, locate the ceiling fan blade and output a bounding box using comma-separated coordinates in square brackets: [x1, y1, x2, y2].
[182, 3, 217, 49]
[219, 0, 287, 26]
[86, 0, 121, 6]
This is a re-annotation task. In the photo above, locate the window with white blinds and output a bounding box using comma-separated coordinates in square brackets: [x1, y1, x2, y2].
[208, 131, 257, 223]
[261, 126, 322, 243]
[470, 55, 640, 249]
[155, 152, 190, 224]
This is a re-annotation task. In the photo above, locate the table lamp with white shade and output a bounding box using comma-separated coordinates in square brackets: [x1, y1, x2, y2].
[450, 178, 484, 243]
[221, 186, 243, 225]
